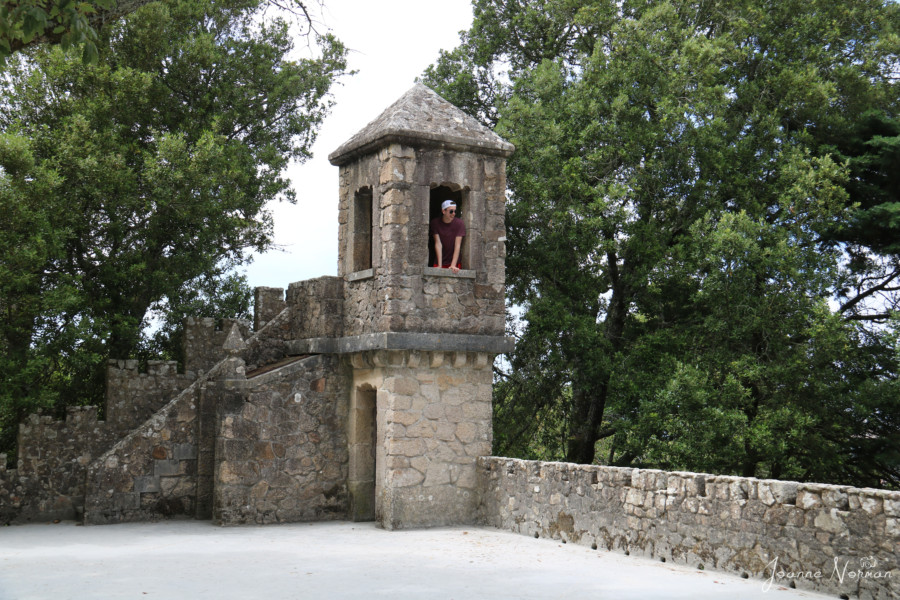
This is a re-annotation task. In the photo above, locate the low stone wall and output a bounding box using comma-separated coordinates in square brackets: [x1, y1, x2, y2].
[478, 458, 898, 600]
[0, 407, 120, 523]
[213, 354, 350, 525]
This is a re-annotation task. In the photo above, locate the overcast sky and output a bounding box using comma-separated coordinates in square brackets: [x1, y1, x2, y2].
[244, 0, 474, 289]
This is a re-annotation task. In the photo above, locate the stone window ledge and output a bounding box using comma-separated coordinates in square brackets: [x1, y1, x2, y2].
[347, 268, 374, 282]
[424, 267, 475, 279]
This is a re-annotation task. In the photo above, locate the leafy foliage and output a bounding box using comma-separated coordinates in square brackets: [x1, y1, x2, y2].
[1, 0, 142, 64]
[0, 0, 347, 460]
[425, 0, 900, 487]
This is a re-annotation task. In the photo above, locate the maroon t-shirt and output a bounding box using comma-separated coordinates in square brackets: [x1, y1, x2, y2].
[429, 217, 466, 267]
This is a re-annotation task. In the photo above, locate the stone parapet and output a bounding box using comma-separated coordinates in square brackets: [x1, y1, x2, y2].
[287, 276, 344, 340]
[243, 303, 292, 372]
[254, 287, 287, 331]
[478, 458, 899, 600]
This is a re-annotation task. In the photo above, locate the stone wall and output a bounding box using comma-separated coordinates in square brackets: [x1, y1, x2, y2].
[83, 382, 202, 524]
[82, 312, 296, 524]
[245, 303, 292, 372]
[421, 270, 504, 336]
[0, 407, 120, 523]
[183, 317, 252, 374]
[105, 359, 195, 435]
[213, 354, 351, 525]
[478, 458, 899, 600]
[254, 286, 287, 331]
[288, 276, 345, 340]
[0, 357, 194, 524]
[0, 454, 17, 524]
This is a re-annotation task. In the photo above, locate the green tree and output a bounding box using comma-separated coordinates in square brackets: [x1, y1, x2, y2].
[0, 0, 319, 64]
[0, 0, 347, 458]
[425, 0, 900, 486]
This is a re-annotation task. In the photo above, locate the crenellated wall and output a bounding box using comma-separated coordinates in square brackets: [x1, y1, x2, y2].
[0, 407, 120, 523]
[183, 317, 253, 374]
[0, 356, 196, 524]
[478, 457, 899, 600]
[82, 308, 295, 525]
[105, 359, 195, 435]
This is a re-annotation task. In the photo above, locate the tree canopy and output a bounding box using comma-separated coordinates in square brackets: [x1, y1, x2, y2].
[0, 0, 319, 63]
[0, 0, 347, 459]
[424, 0, 900, 488]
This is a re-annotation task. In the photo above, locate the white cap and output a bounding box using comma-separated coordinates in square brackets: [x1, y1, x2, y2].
[441, 200, 456, 211]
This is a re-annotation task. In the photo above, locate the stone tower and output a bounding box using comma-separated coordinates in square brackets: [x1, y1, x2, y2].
[1, 84, 513, 531]
[307, 83, 515, 528]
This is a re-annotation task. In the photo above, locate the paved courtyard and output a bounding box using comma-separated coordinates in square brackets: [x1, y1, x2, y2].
[0, 520, 829, 599]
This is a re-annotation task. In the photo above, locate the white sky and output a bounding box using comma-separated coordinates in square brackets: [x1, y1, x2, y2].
[244, 0, 474, 289]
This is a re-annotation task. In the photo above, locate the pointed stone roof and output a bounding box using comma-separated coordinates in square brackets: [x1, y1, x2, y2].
[328, 83, 514, 166]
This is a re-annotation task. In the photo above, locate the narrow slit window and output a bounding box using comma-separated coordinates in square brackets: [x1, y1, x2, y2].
[352, 187, 373, 272]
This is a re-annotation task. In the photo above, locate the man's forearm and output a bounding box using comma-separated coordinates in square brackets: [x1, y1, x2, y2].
[451, 237, 462, 271]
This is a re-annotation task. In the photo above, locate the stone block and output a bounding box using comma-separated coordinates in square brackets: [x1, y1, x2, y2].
[423, 463, 451, 487]
[114, 492, 140, 510]
[813, 508, 848, 534]
[797, 490, 823, 510]
[391, 468, 425, 488]
[153, 459, 183, 477]
[173, 444, 198, 460]
[134, 476, 161, 494]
